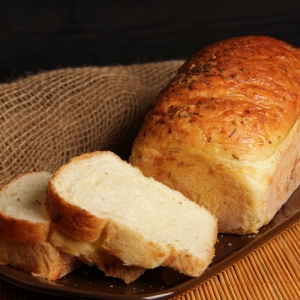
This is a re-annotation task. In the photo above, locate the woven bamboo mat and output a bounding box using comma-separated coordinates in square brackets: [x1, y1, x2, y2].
[0, 219, 298, 300]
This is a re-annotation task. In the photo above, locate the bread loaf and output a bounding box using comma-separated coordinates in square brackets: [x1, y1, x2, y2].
[0, 172, 81, 280]
[46, 151, 218, 278]
[130, 36, 300, 234]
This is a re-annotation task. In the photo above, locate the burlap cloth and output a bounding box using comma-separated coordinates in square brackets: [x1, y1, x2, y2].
[0, 60, 184, 187]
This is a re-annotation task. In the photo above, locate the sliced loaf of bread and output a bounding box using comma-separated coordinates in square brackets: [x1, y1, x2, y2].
[46, 151, 218, 277]
[0, 171, 145, 283]
[0, 171, 81, 280]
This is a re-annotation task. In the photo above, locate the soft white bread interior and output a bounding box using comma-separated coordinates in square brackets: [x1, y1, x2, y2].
[46, 151, 218, 277]
[130, 36, 300, 234]
[0, 171, 52, 243]
[0, 172, 80, 280]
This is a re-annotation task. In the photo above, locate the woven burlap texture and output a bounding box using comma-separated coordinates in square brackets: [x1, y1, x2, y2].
[0, 60, 184, 187]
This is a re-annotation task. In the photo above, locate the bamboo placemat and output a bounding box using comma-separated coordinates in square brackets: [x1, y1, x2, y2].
[0, 219, 298, 300]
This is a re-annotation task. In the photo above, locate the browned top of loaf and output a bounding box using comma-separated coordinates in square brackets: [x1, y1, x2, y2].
[134, 36, 300, 162]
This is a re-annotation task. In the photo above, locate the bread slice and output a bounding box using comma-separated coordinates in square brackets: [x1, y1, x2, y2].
[46, 151, 218, 277]
[49, 226, 146, 284]
[0, 236, 81, 280]
[0, 171, 52, 243]
[0, 171, 80, 280]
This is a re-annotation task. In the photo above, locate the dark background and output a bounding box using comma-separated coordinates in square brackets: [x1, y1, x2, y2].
[1, 0, 300, 82]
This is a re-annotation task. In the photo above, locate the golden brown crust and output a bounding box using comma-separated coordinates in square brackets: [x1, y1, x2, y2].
[0, 214, 49, 243]
[0, 236, 81, 280]
[130, 36, 300, 234]
[135, 36, 300, 161]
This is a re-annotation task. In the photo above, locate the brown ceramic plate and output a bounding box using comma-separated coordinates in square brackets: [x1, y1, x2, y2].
[0, 187, 300, 300]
